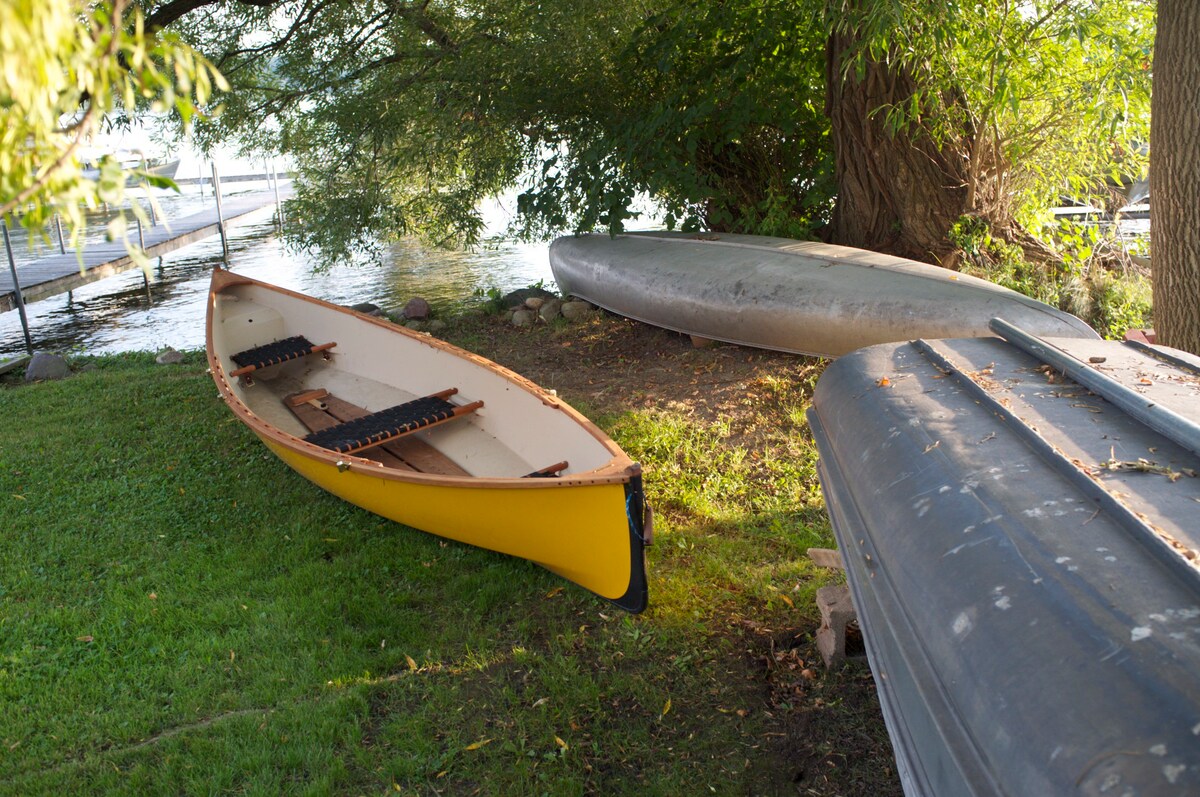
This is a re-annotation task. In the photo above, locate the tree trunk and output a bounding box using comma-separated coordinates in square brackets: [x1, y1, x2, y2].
[1150, 0, 1200, 354]
[823, 30, 1058, 270]
[824, 32, 968, 265]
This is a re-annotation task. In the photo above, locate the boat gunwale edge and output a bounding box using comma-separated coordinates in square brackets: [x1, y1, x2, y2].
[205, 268, 640, 490]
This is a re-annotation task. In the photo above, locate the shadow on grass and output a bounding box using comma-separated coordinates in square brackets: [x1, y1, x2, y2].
[0, 348, 900, 796]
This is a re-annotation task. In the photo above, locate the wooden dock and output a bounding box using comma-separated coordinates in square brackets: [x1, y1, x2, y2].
[1, 187, 290, 313]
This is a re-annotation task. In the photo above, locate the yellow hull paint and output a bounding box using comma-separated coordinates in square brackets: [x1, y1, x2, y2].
[265, 438, 637, 600]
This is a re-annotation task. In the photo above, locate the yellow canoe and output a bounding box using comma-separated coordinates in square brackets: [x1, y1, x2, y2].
[205, 268, 650, 612]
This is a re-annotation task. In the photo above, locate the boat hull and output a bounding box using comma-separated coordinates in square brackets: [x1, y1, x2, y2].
[808, 329, 1200, 795]
[207, 269, 649, 611]
[264, 439, 643, 600]
[550, 232, 1099, 358]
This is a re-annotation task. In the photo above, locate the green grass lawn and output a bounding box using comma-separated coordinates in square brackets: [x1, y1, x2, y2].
[0, 338, 899, 796]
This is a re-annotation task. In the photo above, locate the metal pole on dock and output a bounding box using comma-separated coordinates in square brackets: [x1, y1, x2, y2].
[2, 217, 35, 355]
[211, 161, 228, 263]
[270, 160, 284, 228]
[54, 215, 67, 254]
[135, 216, 151, 298]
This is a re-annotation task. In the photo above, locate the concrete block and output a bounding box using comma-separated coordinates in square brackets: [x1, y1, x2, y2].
[815, 583, 864, 668]
[807, 547, 845, 570]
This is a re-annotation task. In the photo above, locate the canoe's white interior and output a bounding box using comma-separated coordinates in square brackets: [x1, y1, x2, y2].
[211, 283, 618, 478]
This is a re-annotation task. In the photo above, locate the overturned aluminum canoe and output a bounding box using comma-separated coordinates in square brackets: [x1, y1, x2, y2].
[550, 232, 1098, 358]
[807, 320, 1200, 796]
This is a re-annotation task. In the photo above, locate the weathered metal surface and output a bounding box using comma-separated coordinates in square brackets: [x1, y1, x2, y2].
[807, 331, 1200, 796]
[550, 231, 1098, 358]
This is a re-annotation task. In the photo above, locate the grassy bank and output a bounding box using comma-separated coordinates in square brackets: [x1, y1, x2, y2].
[0, 313, 899, 796]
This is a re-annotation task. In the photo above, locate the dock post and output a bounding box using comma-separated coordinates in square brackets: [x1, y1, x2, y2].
[2, 217, 35, 355]
[133, 215, 151, 298]
[211, 161, 228, 263]
[135, 214, 152, 296]
[54, 214, 67, 254]
[271, 160, 284, 228]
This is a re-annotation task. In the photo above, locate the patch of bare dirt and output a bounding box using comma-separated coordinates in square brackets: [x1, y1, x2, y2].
[446, 310, 825, 427]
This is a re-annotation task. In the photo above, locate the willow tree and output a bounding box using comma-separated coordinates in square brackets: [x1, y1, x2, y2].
[514, 0, 834, 240]
[0, 0, 224, 251]
[150, 0, 834, 261]
[823, 0, 1153, 266]
[150, 0, 669, 262]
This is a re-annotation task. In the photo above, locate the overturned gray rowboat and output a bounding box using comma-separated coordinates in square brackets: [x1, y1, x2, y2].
[549, 231, 1098, 358]
[807, 320, 1200, 796]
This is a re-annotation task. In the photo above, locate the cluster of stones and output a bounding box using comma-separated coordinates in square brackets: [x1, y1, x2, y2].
[350, 298, 449, 335]
[375, 288, 599, 333]
[14, 347, 183, 383]
[507, 294, 597, 328]
[393, 297, 449, 334]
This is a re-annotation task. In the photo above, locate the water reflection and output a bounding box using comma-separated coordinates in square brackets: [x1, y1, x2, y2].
[1, 188, 553, 357]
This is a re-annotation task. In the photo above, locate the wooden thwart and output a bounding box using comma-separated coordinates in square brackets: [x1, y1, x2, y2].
[303, 391, 483, 455]
[230, 336, 336, 378]
[284, 388, 475, 476]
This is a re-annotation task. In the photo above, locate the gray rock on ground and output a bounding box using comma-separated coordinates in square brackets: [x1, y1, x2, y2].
[24, 352, 71, 382]
[538, 298, 563, 323]
[350, 301, 384, 317]
[403, 297, 431, 320]
[511, 309, 536, 328]
[501, 286, 557, 308]
[156, 347, 185, 365]
[560, 300, 596, 322]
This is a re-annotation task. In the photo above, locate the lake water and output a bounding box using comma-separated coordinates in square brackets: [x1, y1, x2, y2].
[2, 182, 1150, 359]
[1, 182, 554, 358]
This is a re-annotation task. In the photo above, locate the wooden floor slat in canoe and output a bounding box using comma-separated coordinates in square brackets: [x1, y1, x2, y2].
[286, 391, 471, 476]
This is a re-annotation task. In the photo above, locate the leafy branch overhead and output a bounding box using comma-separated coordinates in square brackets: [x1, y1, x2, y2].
[149, 0, 1152, 267]
[0, 0, 226, 258]
[148, 0, 839, 261]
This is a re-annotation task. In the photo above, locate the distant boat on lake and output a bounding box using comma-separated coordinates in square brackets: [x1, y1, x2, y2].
[80, 148, 181, 183]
